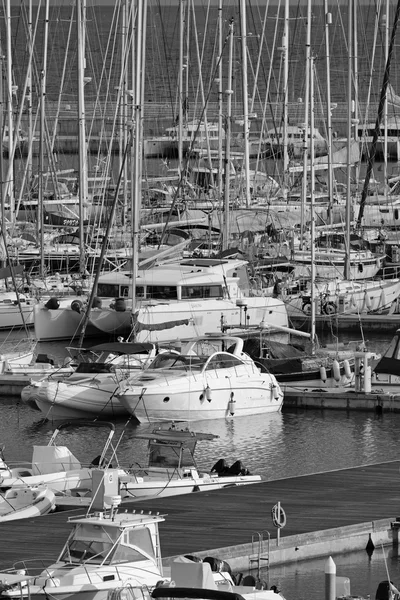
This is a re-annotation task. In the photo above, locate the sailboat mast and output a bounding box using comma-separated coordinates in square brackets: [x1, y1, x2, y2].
[5, 0, 14, 220]
[217, 0, 223, 202]
[130, 0, 147, 329]
[77, 0, 88, 276]
[300, 0, 311, 250]
[282, 0, 289, 201]
[383, 0, 389, 200]
[356, 0, 400, 228]
[39, 0, 50, 278]
[344, 0, 353, 281]
[310, 55, 316, 353]
[27, 0, 33, 187]
[324, 0, 334, 221]
[223, 19, 234, 252]
[239, 0, 250, 209]
[178, 0, 185, 174]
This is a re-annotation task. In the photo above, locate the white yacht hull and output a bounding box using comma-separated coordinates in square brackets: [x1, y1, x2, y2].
[119, 472, 261, 500]
[285, 279, 400, 317]
[34, 296, 288, 342]
[0, 301, 35, 329]
[118, 376, 283, 422]
[32, 379, 128, 420]
[292, 251, 382, 280]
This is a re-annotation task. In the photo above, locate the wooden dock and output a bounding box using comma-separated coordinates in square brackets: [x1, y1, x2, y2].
[0, 460, 399, 570]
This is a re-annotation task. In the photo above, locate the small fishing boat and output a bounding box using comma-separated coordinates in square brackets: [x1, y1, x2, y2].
[0, 499, 247, 600]
[0, 486, 55, 522]
[116, 334, 284, 422]
[55, 422, 260, 507]
[0, 504, 166, 600]
[118, 422, 261, 500]
[0, 421, 117, 494]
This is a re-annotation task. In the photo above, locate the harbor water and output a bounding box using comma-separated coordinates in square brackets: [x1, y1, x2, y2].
[2, 372, 400, 599]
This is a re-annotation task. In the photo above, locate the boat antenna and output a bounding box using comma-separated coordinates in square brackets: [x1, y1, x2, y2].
[357, 0, 400, 228]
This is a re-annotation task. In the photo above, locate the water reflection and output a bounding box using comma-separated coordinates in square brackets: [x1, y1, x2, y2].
[3, 403, 400, 480]
[266, 547, 400, 600]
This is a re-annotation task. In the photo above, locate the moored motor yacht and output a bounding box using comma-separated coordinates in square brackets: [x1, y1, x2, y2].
[115, 334, 284, 422]
[33, 258, 289, 343]
[25, 342, 161, 421]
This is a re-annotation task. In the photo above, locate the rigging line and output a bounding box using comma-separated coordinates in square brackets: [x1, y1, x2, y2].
[158, 24, 233, 246]
[358, 0, 400, 227]
[76, 133, 132, 346]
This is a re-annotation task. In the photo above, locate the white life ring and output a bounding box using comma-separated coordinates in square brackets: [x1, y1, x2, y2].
[271, 503, 286, 528]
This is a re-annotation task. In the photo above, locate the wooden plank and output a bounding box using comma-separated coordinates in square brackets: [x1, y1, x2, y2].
[0, 460, 399, 569]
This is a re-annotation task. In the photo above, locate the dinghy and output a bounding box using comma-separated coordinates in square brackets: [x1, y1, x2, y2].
[0, 486, 55, 521]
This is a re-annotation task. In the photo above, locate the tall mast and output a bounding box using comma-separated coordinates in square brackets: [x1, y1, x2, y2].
[324, 0, 334, 222]
[357, 0, 400, 228]
[344, 0, 353, 281]
[282, 0, 289, 201]
[77, 0, 88, 276]
[300, 0, 311, 250]
[178, 0, 185, 174]
[223, 20, 234, 252]
[27, 0, 33, 187]
[239, 0, 250, 208]
[38, 0, 50, 277]
[5, 0, 14, 220]
[383, 0, 389, 200]
[130, 0, 147, 330]
[217, 0, 223, 202]
[310, 55, 316, 354]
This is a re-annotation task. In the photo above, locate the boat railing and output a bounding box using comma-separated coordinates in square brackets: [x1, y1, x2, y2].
[10, 559, 55, 577]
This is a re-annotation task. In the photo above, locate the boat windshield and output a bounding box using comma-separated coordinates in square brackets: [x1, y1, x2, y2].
[60, 523, 155, 566]
[149, 353, 206, 372]
[61, 538, 115, 565]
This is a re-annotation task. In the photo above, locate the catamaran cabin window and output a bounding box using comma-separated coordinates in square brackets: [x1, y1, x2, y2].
[97, 284, 130, 298]
[181, 285, 223, 299]
[146, 285, 178, 300]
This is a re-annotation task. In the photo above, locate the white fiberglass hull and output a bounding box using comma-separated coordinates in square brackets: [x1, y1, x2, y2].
[0, 487, 55, 521]
[24, 568, 161, 600]
[32, 379, 128, 420]
[117, 372, 283, 422]
[0, 468, 93, 493]
[286, 279, 400, 318]
[293, 250, 382, 280]
[0, 302, 35, 329]
[34, 297, 288, 342]
[119, 473, 261, 500]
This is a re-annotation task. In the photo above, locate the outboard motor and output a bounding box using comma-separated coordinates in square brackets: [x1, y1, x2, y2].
[227, 460, 251, 476]
[210, 458, 230, 475]
[376, 582, 399, 600]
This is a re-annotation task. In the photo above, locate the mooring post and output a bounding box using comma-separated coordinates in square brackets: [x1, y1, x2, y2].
[325, 556, 336, 600]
